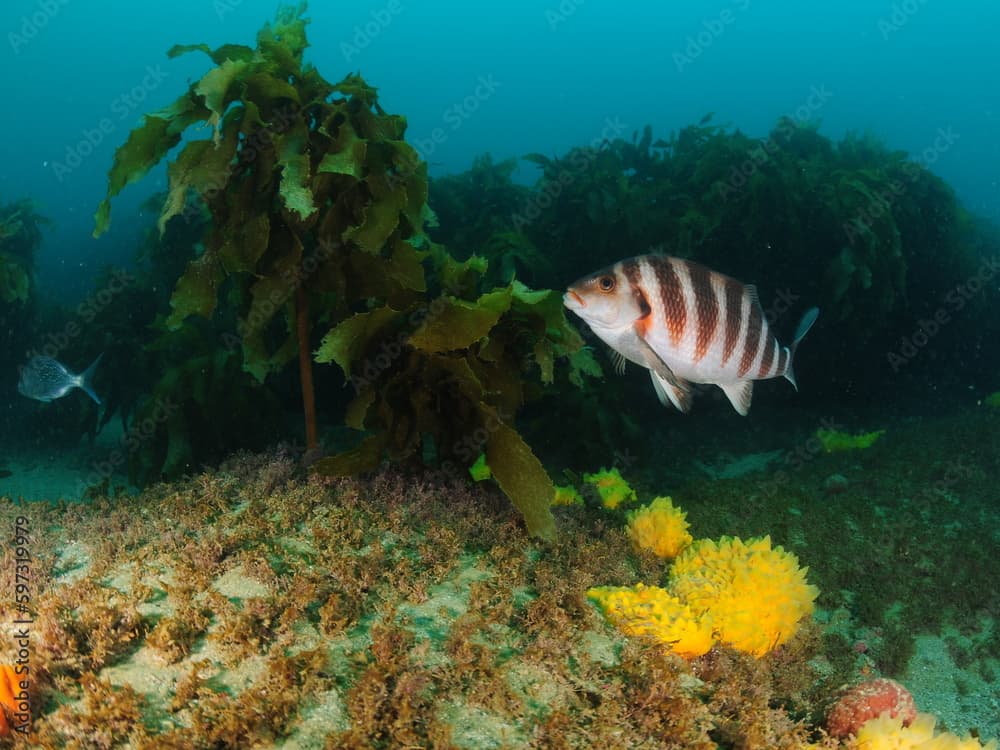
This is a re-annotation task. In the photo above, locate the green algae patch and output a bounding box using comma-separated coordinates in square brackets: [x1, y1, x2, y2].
[468, 453, 492, 481]
[816, 427, 886, 452]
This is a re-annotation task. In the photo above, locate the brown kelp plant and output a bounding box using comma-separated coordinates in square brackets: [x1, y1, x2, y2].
[92, 4, 596, 540]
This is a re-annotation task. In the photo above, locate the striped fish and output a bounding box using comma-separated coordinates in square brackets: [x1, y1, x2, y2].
[564, 255, 818, 415]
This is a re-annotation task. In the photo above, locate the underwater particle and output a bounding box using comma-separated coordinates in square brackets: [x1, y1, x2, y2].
[626, 496, 693, 559]
[826, 678, 916, 738]
[669, 536, 819, 658]
[583, 467, 636, 509]
[815, 428, 885, 452]
[552, 484, 584, 506]
[587, 583, 714, 659]
[853, 711, 998, 749]
[469, 453, 492, 482]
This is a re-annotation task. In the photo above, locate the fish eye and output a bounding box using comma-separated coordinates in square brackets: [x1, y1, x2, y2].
[597, 275, 616, 292]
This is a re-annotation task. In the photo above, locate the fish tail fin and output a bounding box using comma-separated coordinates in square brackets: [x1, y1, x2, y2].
[77, 353, 103, 405]
[783, 307, 819, 392]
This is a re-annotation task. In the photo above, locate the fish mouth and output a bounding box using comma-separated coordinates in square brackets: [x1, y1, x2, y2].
[563, 290, 585, 310]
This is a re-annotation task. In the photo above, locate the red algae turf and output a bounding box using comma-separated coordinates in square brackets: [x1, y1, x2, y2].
[0, 450, 848, 749]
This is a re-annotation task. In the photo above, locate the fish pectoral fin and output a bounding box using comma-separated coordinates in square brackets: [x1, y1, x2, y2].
[719, 381, 753, 416]
[633, 335, 693, 412]
[649, 370, 694, 413]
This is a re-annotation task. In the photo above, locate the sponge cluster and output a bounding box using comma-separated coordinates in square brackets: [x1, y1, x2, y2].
[589, 535, 818, 658]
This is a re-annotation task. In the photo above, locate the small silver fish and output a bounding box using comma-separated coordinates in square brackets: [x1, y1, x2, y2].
[17, 354, 103, 405]
[564, 255, 818, 415]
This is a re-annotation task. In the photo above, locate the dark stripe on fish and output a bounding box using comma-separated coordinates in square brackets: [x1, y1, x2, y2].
[777, 347, 788, 375]
[622, 259, 651, 318]
[758, 336, 776, 378]
[652, 256, 686, 346]
[738, 302, 763, 377]
[722, 277, 743, 366]
[687, 260, 718, 363]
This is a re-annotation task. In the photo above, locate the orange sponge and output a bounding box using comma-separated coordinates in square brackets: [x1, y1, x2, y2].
[0, 663, 28, 736]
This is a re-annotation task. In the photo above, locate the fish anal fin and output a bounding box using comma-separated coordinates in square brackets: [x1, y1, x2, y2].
[719, 380, 753, 416]
[650, 370, 693, 413]
[633, 333, 693, 412]
[633, 331, 679, 386]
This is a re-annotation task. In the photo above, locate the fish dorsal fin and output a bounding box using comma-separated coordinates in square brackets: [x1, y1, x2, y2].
[719, 381, 753, 416]
[610, 348, 626, 375]
[650, 370, 694, 413]
[745, 284, 759, 305]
